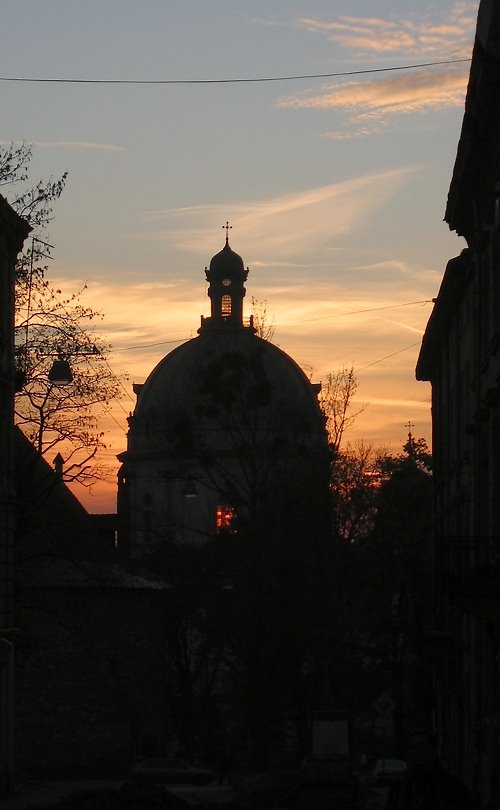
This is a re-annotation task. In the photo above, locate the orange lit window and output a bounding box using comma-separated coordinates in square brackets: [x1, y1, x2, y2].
[222, 294, 232, 317]
[216, 504, 237, 534]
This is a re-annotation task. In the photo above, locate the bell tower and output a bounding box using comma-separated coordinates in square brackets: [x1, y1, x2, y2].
[201, 222, 250, 330]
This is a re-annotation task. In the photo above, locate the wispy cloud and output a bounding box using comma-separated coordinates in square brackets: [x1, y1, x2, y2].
[53, 260, 434, 386]
[296, 2, 477, 58]
[278, 69, 468, 138]
[141, 170, 415, 260]
[0, 140, 126, 152]
[274, 3, 476, 138]
[36, 141, 126, 152]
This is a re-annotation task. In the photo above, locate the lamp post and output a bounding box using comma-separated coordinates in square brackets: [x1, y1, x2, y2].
[15, 344, 99, 390]
[15, 236, 99, 390]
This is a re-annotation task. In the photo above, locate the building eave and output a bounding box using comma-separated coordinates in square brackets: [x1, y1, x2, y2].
[445, 0, 500, 242]
[416, 250, 471, 381]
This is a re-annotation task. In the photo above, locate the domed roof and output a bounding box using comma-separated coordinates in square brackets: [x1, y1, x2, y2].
[124, 235, 326, 461]
[208, 240, 246, 278]
[129, 329, 325, 456]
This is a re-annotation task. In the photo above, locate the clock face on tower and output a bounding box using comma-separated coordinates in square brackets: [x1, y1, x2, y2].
[222, 278, 231, 287]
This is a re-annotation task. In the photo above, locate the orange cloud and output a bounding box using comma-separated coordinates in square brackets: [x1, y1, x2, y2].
[277, 68, 468, 138]
[296, 3, 477, 57]
[272, 3, 477, 138]
[55, 172, 444, 513]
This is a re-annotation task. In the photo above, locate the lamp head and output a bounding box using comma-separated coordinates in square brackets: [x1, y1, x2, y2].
[48, 357, 73, 386]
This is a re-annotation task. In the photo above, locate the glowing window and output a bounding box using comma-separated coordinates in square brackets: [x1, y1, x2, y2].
[216, 504, 237, 535]
[222, 294, 232, 317]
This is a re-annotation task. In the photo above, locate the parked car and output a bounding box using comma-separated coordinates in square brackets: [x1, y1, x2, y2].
[367, 759, 407, 785]
[131, 757, 216, 785]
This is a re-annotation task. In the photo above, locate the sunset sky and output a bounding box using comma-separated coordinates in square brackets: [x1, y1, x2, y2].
[2, 1, 477, 512]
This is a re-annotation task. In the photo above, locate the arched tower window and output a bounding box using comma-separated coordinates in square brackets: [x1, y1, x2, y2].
[221, 295, 232, 318]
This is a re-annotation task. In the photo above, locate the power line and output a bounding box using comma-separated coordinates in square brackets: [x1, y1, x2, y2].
[108, 300, 433, 354]
[357, 341, 421, 372]
[303, 299, 432, 322]
[0, 58, 470, 86]
[99, 399, 130, 432]
[101, 355, 135, 409]
[109, 337, 189, 353]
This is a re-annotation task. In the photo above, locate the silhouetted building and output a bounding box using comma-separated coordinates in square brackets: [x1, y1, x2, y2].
[416, 1, 500, 804]
[118, 234, 327, 556]
[116, 234, 329, 764]
[0, 196, 30, 797]
[13, 428, 171, 776]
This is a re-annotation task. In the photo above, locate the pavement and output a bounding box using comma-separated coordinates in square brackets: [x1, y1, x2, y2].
[2, 779, 121, 808]
[1, 779, 234, 809]
[2, 777, 368, 809]
[365, 786, 390, 809]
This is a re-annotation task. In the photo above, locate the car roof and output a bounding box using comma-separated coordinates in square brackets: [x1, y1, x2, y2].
[377, 759, 406, 768]
[139, 757, 186, 767]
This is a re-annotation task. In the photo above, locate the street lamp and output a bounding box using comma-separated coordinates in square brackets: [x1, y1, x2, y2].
[14, 344, 99, 390]
[182, 481, 198, 499]
[47, 356, 73, 386]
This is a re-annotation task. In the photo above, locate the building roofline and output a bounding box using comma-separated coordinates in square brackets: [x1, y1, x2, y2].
[445, 0, 500, 242]
[416, 250, 471, 381]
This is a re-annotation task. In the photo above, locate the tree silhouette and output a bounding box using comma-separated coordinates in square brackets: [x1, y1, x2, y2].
[1, 141, 123, 485]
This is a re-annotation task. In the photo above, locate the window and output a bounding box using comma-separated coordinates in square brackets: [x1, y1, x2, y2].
[222, 294, 232, 317]
[216, 503, 237, 535]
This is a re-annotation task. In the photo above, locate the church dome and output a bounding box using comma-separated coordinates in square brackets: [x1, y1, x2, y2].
[129, 327, 324, 457]
[118, 235, 327, 552]
[125, 236, 325, 460]
[208, 241, 246, 277]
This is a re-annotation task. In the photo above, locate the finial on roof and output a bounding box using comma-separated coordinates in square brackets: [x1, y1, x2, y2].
[53, 452, 64, 479]
[222, 220, 232, 244]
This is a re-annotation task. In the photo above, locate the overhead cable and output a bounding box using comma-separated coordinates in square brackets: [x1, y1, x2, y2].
[0, 59, 470, 86]
[357, 342, 421, 372]
[303, 299, 432, 322]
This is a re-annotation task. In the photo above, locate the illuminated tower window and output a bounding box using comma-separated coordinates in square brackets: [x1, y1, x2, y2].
[216, 503, 237, 534]
[222, 294, 232, 317]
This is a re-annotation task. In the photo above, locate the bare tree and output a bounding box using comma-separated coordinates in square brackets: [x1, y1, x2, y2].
[320, 365, 366, 451]
[251, 296, 276, 342]
[330, 441, 383, 543]
[14, 283, 121, 485]
[1, 141, 67, 289]
[2, 141, 123, 486]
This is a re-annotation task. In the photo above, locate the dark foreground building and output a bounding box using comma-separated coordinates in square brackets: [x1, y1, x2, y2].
[416, 1, 500, 804]
[0, 196, 31, 796]
[13, 429, 171, 776]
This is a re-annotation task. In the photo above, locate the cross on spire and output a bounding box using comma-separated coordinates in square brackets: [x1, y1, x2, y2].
[405, 420, 415, 447]
[222, 220, 232, 244]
